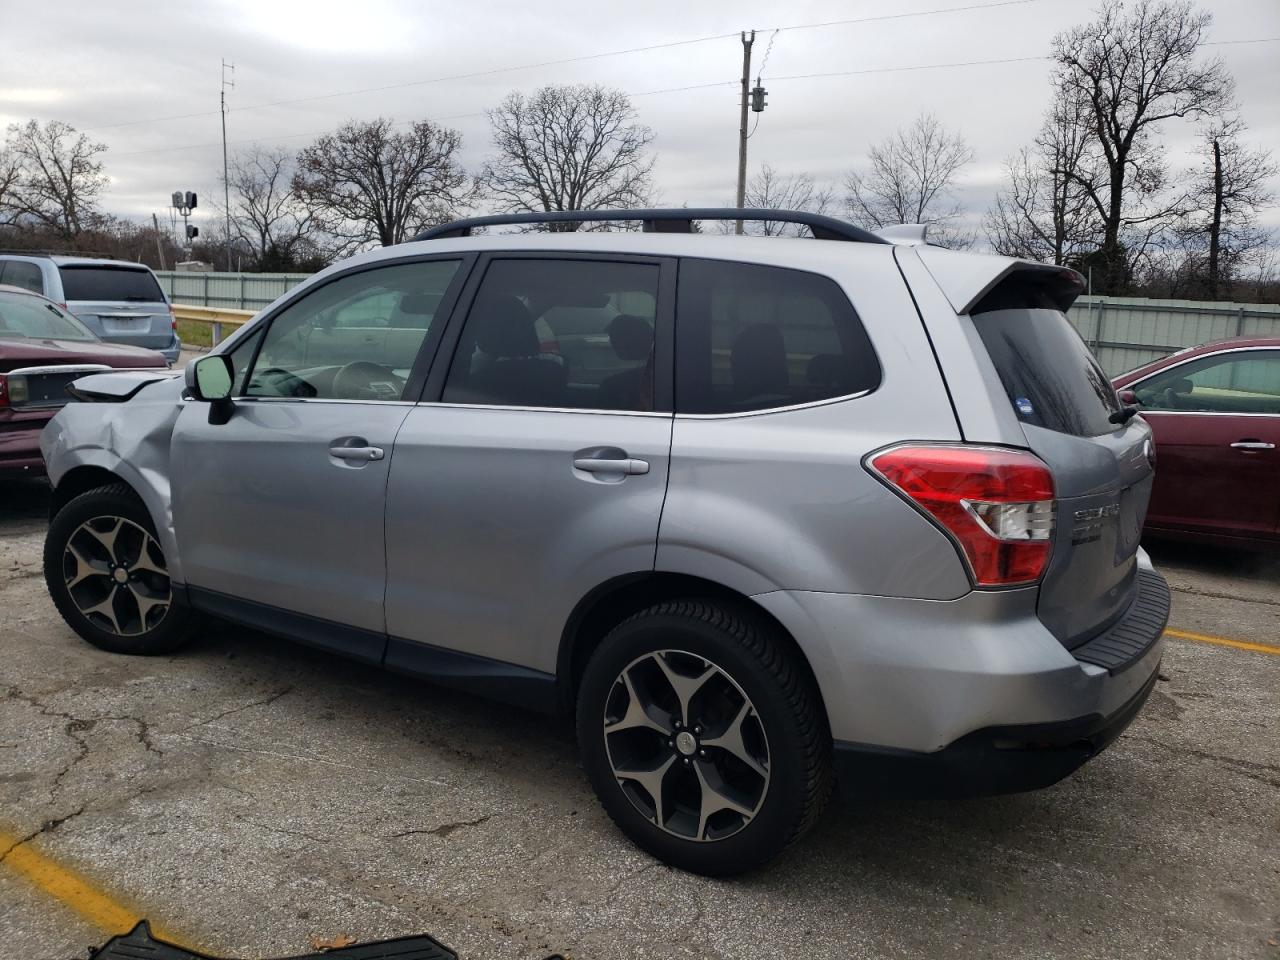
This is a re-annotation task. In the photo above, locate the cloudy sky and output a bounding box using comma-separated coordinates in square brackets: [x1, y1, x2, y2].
[2, 0, 1277, 238]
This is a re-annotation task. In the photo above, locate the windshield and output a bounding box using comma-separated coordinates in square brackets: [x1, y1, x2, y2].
[58, 265, 165, 302]
[0, 292, 98, 341]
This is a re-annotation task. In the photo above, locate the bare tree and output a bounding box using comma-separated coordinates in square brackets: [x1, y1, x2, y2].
[481, 84, 654, 229]
[1051, 0, 1234, 292]
[1189, 117, 1276, 299]
[719, 163, 837, 237]
[221, 146, 322, 269]
[0, 147, 20, 227]
[843, 113, 974, 247]
[4, 120, 108, 237]
[293, 118, 469, 251]
[985, 95, 1100, 264]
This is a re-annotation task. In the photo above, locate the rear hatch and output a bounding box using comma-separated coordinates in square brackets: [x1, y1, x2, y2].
[58, 264, 173, 352]
[968, 280, 1154, 648]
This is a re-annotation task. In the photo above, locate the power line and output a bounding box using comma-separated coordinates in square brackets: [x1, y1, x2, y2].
[80, 0, 1056, 133]
[767, 37, 1280, 84]
[108, 80, 739, 160]
[770, 53, 1048, 83]
[103, 31, 1280, 162]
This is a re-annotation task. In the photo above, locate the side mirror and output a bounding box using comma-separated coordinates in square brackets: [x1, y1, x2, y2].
[185, 355, 235, 424]
[1117, 388, 1138, 406]
[186, 355, 233, 401]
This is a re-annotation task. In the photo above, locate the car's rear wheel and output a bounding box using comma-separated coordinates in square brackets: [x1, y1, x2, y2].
[43, 483, 196, 655]
[576, 599, 832, 876]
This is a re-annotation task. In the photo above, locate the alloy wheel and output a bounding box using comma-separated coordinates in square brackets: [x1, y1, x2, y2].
[62, 516, 171, 637]
[602, 649, 771, 842]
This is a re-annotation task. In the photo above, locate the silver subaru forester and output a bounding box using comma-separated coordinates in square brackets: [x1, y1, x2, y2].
[40, 209, 1168, 876]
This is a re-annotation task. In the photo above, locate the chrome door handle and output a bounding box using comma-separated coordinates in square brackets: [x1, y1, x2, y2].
[329, 444, 385, 461]
[1230, 441, 1275, 450]
[573, 456, 649, 475]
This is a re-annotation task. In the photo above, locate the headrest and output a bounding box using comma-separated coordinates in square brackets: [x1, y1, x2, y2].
[608, 314, 654, 362]
[398, 293, 441, 316]
[473, 295, 539, 358]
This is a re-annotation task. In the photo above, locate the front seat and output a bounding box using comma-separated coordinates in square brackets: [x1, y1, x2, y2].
[450, 295, 566, 407]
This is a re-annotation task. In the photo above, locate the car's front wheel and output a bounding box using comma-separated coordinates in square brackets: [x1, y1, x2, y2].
[43, 483, 196, 655]
[576, 599, 832, 876]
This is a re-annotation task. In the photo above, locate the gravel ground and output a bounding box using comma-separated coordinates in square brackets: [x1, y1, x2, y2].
[1, 477, 1277, 960]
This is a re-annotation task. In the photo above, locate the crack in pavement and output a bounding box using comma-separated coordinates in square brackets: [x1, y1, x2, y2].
[388, 815, 492, 839]
[1128, 734, 1280, 789]
[0, 805, 86, 865]
[1168, 582, 1280, 608]
[176, 686, 295, 733]
[2, 686, 166, 804]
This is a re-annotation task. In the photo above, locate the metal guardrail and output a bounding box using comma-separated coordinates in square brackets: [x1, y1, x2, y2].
[171, 304, 256, 347]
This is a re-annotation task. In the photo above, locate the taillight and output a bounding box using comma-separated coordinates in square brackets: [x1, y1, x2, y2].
[169, 304, 177, 331]
[0, 374, 8, 409]
[868, 444, 1055, 587]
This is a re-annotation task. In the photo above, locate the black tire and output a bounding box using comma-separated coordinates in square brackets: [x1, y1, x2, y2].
[43, 483, 196, 656]
[576, 599, 832, 876]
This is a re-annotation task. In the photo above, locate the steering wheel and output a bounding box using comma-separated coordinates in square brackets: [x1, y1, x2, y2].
[332, 361, 404, 400]
[253, 367, 316, 398]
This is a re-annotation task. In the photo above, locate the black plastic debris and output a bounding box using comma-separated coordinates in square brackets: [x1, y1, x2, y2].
[89, 920, 457, 960]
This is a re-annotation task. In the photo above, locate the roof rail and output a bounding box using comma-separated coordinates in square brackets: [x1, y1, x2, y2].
[412, 208, 886, 244]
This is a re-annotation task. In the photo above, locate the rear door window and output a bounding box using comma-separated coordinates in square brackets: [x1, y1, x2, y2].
[674, 258, 880, 414]
[58, 266, 165, 302]
[442, 258, 663, 411]
[971, 302, 1120, 437]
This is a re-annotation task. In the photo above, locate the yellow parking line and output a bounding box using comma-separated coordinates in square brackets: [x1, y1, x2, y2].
[1166, 628, 1280, 656]
[0, 830, 188, 948]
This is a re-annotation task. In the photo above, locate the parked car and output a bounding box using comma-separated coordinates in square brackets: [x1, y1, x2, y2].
[1113, 336, 1280, 547]
[0, 285, 169, 476]
[40, 209, 1169, 876]
[0, 255, 181, 363]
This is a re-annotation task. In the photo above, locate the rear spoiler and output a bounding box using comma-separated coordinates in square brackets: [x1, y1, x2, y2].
[916, 247, 1086, 315]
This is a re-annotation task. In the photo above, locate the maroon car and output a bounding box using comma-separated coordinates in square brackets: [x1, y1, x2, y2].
[1113, 336, 1280, 547]
[0, 284, 169, 476]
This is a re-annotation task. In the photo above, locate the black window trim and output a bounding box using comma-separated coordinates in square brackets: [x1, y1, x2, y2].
[672, 255, 883, 419]
[233, 252, 478, 404]
[1127, 346, 1280, 419]
[416, 250, 677, 415]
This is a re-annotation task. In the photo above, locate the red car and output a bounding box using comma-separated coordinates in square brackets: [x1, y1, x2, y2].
[0, 284, 169, 476]
[1113, 336, 1280, 548]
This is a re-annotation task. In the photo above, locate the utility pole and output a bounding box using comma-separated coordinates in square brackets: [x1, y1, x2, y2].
[735, 30, 755, 235]
[152, 213, 166, 270]
[221, 59, 235, 273]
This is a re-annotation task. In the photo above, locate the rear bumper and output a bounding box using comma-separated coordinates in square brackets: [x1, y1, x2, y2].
[753, 549, 1169, 768]
[0, 419, 51, 475]
[832, 666, 1159, 796]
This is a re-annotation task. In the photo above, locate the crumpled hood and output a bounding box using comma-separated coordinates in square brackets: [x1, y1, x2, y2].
[65, 368, 183, 402]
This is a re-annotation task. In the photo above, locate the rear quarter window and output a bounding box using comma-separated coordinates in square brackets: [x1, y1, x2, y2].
[675, 258, 880, 414]
[58, 266, 165, 302]
[972, 308, 1121, 437]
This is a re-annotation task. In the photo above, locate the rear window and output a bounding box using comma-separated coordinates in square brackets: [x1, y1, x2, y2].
[972, 305, 1121, 437]
[58, 266, 164, 303]
[0, 292, 96, 341]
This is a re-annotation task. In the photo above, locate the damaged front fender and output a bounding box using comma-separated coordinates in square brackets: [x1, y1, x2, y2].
[41, 374, 188, 586]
